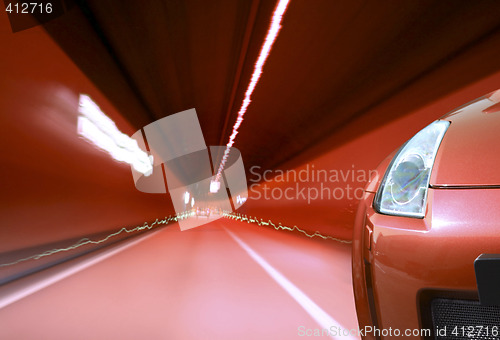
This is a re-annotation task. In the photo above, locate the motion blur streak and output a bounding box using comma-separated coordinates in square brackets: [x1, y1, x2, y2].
[0, 213, 192, 268]
[223, 211, 352, 244]
[0, 228, 162, 310]
[225, 228, 355, 340]
[215, 0, 290, 182]
[0, 208, 347, 270]
[78, 94, 153, 175]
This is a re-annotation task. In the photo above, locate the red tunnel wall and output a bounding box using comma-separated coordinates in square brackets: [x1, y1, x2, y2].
[240, 70, 500, 241]
[3, 9, 500, 249]
[0, 15, 173, 253]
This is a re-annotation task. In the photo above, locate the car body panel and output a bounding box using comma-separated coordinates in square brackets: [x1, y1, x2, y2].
[431, 96, 500, 187]
[353, 91, 500, 338]
[353, 188, 500, 339]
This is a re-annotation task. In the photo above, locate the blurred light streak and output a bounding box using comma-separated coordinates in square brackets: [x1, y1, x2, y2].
[0, 212, 193, 268]
[0, 227, 163, 309]
[78, 94, 153, 175]
[223, 211, 352, 244]
[214, 0, 290, 182]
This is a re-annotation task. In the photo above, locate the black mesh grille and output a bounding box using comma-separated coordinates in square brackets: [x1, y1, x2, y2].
[431, 298, 500, 339]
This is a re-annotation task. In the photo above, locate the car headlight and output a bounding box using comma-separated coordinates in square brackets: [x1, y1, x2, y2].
[374, 120, 450, 218]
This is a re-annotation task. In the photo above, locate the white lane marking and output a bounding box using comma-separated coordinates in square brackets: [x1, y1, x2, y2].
[0, 228, 163, 309]
[225, 228, 357, 340]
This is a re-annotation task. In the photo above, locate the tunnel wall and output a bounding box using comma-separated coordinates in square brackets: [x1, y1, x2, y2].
[0, 14, 174, 255]
[240, 69, 500, 240]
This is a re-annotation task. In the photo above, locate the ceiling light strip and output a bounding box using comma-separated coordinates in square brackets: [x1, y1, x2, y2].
[214, 0, 290, 182]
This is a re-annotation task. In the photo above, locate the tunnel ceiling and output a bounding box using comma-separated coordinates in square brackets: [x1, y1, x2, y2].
[43, 0, 500, 174]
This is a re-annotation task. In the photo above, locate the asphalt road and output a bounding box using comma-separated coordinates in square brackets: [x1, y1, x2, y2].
[0, 218, 359, 340]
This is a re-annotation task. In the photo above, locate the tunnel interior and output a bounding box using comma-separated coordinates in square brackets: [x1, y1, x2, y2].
[2, 1, 500, 339]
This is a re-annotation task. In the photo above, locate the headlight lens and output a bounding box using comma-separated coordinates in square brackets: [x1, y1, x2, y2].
[374, 120, 450, 218]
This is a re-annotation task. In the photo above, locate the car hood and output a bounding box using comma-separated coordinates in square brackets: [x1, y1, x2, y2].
[430, 95, 500, 187]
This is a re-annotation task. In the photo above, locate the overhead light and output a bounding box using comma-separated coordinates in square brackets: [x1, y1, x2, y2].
[77, 94, 153, 176]
[214, 0, 290, 182]
[210, 180, 221, 193]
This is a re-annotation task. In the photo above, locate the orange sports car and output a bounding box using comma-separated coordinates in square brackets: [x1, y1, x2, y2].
[353, 90, 500, 339]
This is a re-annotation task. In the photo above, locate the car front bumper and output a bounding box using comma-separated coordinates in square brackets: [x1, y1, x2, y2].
[353, 188, 500, 339]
